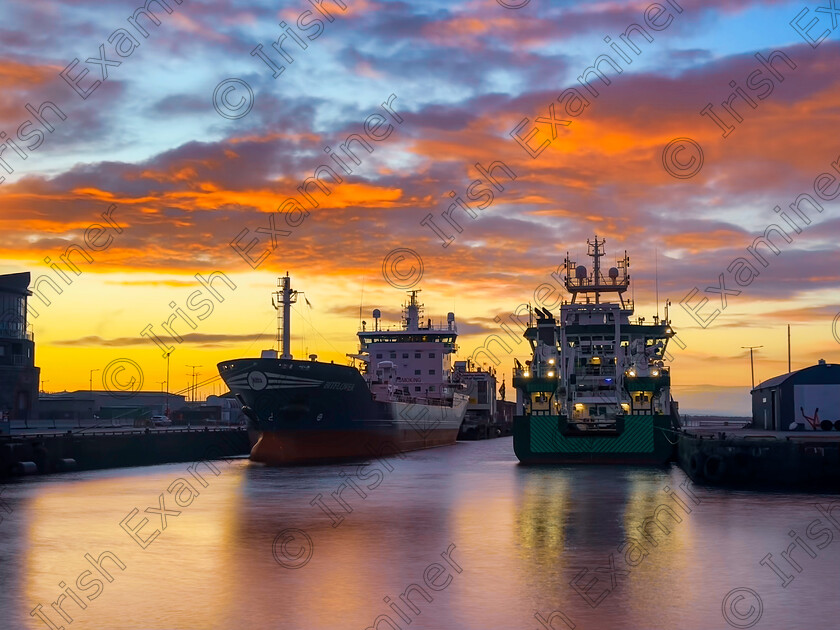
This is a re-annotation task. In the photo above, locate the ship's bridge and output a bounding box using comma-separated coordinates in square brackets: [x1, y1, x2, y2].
[358, 289, 458, 353]
[357, 329, 457, 353]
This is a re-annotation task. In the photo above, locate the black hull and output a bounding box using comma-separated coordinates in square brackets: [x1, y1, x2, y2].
[218, 358, 465, 464]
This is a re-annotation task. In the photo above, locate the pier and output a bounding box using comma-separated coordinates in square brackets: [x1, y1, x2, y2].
[0, 424, 251, 478]
[676, 360, 840, 488]
[678, 427, 840, 487]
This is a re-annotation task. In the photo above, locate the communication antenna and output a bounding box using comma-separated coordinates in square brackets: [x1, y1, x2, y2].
[655, 247, 660, 321]
[359, 277, 365, 329]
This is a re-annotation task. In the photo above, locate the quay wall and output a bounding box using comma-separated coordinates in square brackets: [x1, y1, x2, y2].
[678, 431, 840, 488]
[0, 427, 251, 478]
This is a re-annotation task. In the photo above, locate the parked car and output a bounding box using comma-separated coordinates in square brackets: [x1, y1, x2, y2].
[150, 415, 172, 426]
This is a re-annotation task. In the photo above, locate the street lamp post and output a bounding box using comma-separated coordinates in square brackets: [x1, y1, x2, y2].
[187, 365, 202, 402]
[164, 350, 173, 417]
[741, 345, 763, 390]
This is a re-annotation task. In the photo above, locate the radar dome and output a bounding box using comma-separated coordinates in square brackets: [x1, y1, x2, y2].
[372, 309, 381, 318]
[575, 265, 587, 279]
[608, 267, 619, 279]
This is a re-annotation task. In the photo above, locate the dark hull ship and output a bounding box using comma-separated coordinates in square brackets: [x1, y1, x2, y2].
[219, 276, 467, 464]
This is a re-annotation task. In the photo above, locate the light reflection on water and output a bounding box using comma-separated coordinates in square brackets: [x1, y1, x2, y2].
[0, 438, 838, 630]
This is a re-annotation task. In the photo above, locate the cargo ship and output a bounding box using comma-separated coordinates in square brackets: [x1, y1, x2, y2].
[513, 237, 681, 465]
[218, 274, 468, 464]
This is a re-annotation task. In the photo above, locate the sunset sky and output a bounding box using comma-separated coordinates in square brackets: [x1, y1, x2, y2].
[2, 0, 839, 414]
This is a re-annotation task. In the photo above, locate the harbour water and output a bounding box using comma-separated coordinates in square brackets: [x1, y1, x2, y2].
[1, 438, 838, 630]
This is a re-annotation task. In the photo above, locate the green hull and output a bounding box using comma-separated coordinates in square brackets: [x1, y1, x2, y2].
[513, 414, 676, 465]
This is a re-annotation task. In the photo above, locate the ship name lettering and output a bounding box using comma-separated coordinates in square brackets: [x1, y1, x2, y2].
[324, 382, 355, 391]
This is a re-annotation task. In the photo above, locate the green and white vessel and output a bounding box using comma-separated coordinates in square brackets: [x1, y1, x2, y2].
[513, 237, 680, 465]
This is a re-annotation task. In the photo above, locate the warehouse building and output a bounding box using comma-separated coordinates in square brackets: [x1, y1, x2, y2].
[751, 359, 840, 431]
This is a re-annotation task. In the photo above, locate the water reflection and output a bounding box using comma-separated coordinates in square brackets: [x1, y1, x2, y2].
[28, 465, 240, 629]
[1, 439, 838, 630]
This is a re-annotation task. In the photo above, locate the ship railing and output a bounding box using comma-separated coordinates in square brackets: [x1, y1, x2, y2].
[389, 392, 453, 407]
[358, 323, 456, 333]
[566, 277, 630, 289]
[625, 365, 670, 375]
[513, 364, 558, 379]
[560, 301, 636, 314]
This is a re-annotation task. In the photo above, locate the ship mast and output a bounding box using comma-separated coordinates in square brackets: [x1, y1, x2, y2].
[404, 289, 423, 331]
[564, 235, 630, 308]
[590, 236, 603, 304]
[272, 272, 299, 359]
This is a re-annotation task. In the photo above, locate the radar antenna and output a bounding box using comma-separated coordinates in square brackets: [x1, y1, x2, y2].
[563, 236, 630, 306]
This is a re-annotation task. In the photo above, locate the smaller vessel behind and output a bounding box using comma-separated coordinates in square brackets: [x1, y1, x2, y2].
[218, 274, 468, 464]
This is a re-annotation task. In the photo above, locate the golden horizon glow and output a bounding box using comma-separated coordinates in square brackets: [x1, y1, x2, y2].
[5, 256, 835, 415]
